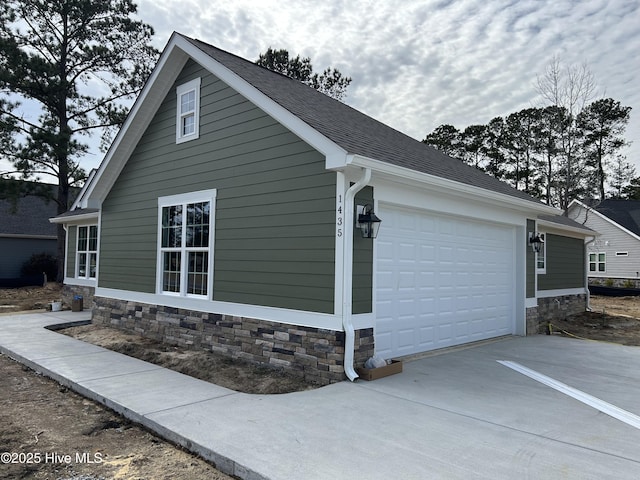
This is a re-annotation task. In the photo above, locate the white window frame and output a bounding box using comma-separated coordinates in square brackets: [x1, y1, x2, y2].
[589, 252, 606, 273]
[176, 77, 201, 144]
[535, 232, 546, 274]
[157, 189, 216, 298]
[76, 225, 98, 279]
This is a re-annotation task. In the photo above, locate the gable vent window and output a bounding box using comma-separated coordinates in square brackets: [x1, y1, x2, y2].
[176, 78, 201, 143]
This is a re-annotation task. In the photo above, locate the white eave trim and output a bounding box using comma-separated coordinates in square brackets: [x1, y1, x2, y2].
[71, 168, 97, 210]
[76, 35, 191, 209]
[49, 212, 99, 224]
[349, 154, 561, 216]
[536, 218, 596, 237]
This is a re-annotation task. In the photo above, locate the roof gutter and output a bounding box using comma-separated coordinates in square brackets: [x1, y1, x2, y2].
[342, 167, 372, 381]
[49, 211, 99, 224]
[349, 154, 561, 216]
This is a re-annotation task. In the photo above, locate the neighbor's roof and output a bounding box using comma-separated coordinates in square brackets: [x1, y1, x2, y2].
[183, 35, 548, 207]
[593, 199, 640, 237]
[0, 183, 58, 237]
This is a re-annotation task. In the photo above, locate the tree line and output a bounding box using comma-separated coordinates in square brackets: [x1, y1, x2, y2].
[423, 59, 634, 209]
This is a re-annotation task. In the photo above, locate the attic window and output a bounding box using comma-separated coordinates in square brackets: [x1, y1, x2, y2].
[176, 78, 201, 143]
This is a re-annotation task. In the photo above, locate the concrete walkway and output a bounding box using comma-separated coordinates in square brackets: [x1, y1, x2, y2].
[2, 311, 640, 479]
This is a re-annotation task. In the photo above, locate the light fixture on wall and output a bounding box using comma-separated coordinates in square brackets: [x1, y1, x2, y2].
[529, 232, 544, 253]
[356, 204, 382, 239]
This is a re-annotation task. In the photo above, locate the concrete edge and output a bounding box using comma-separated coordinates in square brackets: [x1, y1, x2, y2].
[0, 340, 268, 480]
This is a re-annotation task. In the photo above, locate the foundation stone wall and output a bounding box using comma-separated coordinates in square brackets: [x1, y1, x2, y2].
[92, 296, 374, 385]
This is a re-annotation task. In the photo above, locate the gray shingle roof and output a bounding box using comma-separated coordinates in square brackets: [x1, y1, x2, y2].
[184, 35, 545, 206]
[538, 214, 595, 232]
[593, 199, 640, 237]
[0, 183, 58, 237]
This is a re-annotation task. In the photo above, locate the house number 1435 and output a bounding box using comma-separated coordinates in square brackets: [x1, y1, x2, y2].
[337, 194, 343, 237]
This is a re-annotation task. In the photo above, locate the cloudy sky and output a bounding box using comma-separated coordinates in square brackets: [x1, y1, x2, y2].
[3, 0, 639, 181]
[129, 0, 639, 173]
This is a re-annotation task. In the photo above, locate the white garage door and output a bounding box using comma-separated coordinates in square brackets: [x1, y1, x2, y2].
[375, 204, 515, 358]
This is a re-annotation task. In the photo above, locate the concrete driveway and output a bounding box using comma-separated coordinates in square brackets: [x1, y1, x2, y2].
[350, 336, 640, 479]
[1, 312, 640, 479]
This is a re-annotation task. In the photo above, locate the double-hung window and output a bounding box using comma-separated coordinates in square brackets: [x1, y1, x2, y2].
[589, 253, 606, 272]
[77, 225, 98, 279]
[158, 190, 216, 298]
[176, 78, 201, 143]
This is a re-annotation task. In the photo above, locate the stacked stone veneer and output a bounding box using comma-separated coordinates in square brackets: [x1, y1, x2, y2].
[62, 285, 95, 310]
[526, 294, 587, 334]
[92, 297, 374, 385]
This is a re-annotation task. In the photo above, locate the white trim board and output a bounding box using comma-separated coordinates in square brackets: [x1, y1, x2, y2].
[499, 361, 640, 430]
[94, 287, 352, 331]
[536, 288, 587, 298]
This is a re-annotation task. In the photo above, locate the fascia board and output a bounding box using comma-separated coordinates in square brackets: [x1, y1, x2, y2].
[70, 168, 96, 210]
[536, 219, 597, 238]
[179, 36, 348, 167]
[78, 33, 190, 208]
[570, 200, 640, 242]
[349, 154, 561, 216]
[49, 212, 99, 224]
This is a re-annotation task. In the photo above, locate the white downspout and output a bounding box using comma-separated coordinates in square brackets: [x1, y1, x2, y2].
[342, 167, 372, 381]
[584, 235, 596, 311]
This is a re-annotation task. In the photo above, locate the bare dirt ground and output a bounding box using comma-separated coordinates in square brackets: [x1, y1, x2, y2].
[2, 285, 640, 479]
[0, 283, 62, 313]
[60, 324, 316, 395]
[0, 354, 232, 480]
[547, 295, 640, 346]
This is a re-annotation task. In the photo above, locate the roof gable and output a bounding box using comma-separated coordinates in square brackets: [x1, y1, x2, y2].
[568, 199, 640, 242]
[76, 32, 556, 213]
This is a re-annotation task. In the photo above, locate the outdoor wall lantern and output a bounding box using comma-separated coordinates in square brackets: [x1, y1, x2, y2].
[356, 204, 382, 239]
[529, 232, 545, 253]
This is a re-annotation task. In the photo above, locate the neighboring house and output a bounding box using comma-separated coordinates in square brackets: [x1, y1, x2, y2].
[568, 199, 640, 287]
[0, 181, 58, 283]
[52, 32, 593, 384]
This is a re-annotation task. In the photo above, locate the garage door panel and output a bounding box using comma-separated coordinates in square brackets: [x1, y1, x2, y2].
[375, 204, 515, 359]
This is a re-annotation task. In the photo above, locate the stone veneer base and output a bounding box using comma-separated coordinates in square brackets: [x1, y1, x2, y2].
[62, 285, 96, 310]
[526, 294, 587, 335]
[92, 296, 374, 385]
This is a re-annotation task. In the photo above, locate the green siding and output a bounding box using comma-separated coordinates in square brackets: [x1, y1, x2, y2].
[67, 226, 77, 278]
[353, 187, 374, 314]
[526, 219, 535, 298]
[538, 234, 585, 290]
[100, 60, 337, 313]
